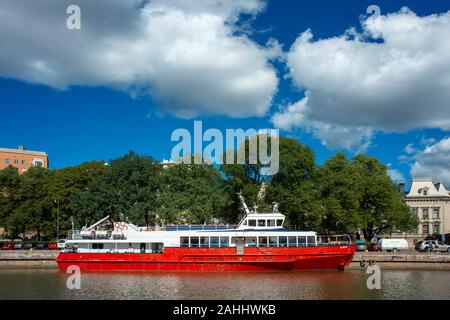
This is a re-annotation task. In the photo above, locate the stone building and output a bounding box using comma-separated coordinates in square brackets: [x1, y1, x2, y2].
[399, 178, 450, 245]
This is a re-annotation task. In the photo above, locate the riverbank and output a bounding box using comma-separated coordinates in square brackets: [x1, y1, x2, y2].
[1, 250, 449, 270]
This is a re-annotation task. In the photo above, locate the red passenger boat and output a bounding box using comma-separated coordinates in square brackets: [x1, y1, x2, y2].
[56, 197, 356, 272]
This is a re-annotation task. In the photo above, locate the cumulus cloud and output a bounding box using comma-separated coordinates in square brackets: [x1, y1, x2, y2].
[386, 163, 405, 183]
[272, 8, 450, 151]
[0, 0, 279, 118]
[400, 137, 450, 186]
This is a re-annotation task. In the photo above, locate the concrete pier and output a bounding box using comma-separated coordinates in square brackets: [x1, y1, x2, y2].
[348, 252, 450, 270]
[0, 250, 58, 268]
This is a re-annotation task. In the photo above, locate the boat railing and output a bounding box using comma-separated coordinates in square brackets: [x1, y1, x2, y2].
[165, 225, 237, 231]
[68, 230, 126, 240]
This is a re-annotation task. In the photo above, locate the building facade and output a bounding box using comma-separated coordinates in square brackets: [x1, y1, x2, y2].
[400, 179, 450, 245]
[0, 145, 48, 173]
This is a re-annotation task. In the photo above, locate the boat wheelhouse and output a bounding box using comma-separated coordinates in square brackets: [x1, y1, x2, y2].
[56, 198, 356, 272]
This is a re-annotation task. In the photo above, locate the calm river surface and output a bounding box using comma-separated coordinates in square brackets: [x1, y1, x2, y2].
[0, 269, 449, 300]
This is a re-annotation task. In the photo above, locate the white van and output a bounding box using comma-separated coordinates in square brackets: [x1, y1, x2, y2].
[377, 239, 408, 252]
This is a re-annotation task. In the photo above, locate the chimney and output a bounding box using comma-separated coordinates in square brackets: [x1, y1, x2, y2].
[17, 145, 25, 151]
[398, 183, 405, 194]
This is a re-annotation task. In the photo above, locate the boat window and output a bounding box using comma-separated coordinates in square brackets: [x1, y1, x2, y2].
[307, 236, 316, 246]
[242, 220, 247, 226]
[150, 243, 164, 253]
[258, 220, 266, 227]
[245, 237, 257, 247]
[288, 236, 297, 247]
[92, 243, 104, 250]
[279, 236, 287, 247]
[248, 220, 256, 227]
[276, 219, 283, 227]
[269, 236, 278, 247]
[298, 236, 306, 247]
[180, 237, 189, 247]
[210, 237, 220, 247]
[190, 237, 199, 248]
[220, 237, 229, 247]
[258, 236, 268, 247]
[200, 237, 209, 248]
[267, 220, 275, 227]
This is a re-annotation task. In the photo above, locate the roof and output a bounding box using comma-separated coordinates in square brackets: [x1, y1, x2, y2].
[0, 147, 47, 157]
[406, 178, 449, 198]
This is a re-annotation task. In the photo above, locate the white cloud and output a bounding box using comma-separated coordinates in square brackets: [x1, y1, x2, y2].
[0, 0, 279, 118]
[388, 168, 405, 183]
[403, 143, 416, 155]
[272, 8, 450, 151]
[401, 137, 450, 186]
[386, 163, 405, 183]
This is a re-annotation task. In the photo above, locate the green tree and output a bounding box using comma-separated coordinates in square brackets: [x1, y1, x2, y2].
[47, 161, 106, 238]
[6, 167, 53, 240]
[71, 152, 162, 227]
[265, 138, 324, 230]
[0, 166, 21, 227]
[352, 154, 418, 240]
[221, 134, 279, 222]
[158, 163, 230, 224]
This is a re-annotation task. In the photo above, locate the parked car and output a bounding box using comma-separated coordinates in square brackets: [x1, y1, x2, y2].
[14, 243, 23, 250]
[57, 239, 66, 249]
[377, 239, 408, 252]
[1, 242, 15, 250]
[416, 240, 450, 252]
[22, 243, 32, 250]
[35, 243, 47, 250]
[47, 243, 58, 250]
[355, 240, 367, 252]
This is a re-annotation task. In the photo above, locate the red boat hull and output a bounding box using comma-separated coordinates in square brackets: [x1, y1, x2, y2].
[56, 245, 356, 272]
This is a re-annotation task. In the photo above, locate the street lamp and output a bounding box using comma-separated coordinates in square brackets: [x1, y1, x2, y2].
[54, 200, 60, 241]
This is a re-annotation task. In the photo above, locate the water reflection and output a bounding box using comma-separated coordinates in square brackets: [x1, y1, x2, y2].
[0, 269, 448, 300]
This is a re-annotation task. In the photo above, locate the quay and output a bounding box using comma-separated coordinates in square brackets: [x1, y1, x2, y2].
[348, 251, 450, 270]
[0, 250, 449, 270]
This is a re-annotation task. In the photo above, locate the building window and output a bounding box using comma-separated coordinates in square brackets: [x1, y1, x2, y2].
[14, 160, 18, 164]
[33, 160, 44, 167]
[433, 223, 440, 234]
[423, 190, 428, 196]
[22, 160, 26, 165]
[422, 224, 429, 235]
[432, 207, 440, 219]
[411, 207, 418, 217]
[5, 159, 9, 164]
[422, 208, 429, 220]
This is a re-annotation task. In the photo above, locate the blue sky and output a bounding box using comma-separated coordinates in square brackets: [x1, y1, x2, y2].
[0, 0, 449, 186]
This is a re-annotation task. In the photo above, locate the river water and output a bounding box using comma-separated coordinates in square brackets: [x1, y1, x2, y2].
[0, 269, 449, 300]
